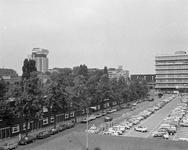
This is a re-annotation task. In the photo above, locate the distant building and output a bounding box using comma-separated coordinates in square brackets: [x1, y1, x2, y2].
[155, 51, 188, 92]
[28, 48, 49, 73]
[108, 66, 129, 81]
[0, 68, 18, 77]
[0, 68, 20, 84]
[131, 74, 156, 90]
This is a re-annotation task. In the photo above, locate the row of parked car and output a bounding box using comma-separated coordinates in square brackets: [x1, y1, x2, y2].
[0, 122, 75, 150]
[100, 96, 175, 136]
[152, 96, 186, 140]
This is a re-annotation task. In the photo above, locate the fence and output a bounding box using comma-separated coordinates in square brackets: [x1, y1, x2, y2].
[0, 127, 11, 140]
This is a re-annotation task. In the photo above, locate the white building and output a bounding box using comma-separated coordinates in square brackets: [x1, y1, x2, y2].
[28, 48, 49, 73]
[155, 51, 188, 92]
[108, 66, 129, 81]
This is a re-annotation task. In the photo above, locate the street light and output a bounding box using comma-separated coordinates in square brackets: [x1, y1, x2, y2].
[86, 106, 96, 150]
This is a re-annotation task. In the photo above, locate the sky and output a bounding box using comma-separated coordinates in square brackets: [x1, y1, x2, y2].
[1, 0, 188, 75]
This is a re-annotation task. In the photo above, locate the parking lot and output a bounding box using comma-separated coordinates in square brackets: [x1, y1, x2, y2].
[123, 96, 178, 138]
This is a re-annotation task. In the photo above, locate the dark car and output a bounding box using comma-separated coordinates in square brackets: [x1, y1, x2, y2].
[101, 111, 107, 116]
[18, 135, 36, 145]
[104, 116, 113, 122]
[49, 128, 59, 135]
[36, 131, 51, 139]
[148, 97, 154, 101]
[59, 123, 68, 131]
[158, 93, 163, 98]
[66, 122, 75, 129]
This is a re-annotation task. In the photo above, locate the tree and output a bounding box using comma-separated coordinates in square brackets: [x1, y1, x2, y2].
[44, 77, 68, 128]
[12, 72, 43, 136]
[0, 78, 6, 100]
[96, 74, 110, 112]
[0, 100, 16, 128]
[78, 64, 88, 78]
[66, 75, 91, 122]
[103, 66, 108, 74]
[22, 59, 37, 79]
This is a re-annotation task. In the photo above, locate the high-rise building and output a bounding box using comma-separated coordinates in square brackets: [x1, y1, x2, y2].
[155, 51, 188, 92]
[28, 48, 49, 73]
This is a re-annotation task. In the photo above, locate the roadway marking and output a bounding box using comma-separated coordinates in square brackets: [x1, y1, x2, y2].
[124, 97, 176, 137]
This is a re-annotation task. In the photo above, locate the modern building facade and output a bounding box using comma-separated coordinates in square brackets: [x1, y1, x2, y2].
[108, 66, 129, 81]
[131, 74, 156, 90]
[28, 48, 49, 73]
[155, 51, 188, 92]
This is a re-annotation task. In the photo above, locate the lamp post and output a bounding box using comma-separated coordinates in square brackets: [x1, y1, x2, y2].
[86, 108, 89, 150]
[86, 106, 96, 150]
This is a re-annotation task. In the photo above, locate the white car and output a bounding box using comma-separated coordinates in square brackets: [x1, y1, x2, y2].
[134, 125, 147, 132]
[108, 128, 123, 135]
[89, 115, 96, 120]
[87, 125, 100, 134]
[178, 138, 188, 141]
[113, 125, 126, 132]
[119, 123, 130, 129]
[95, 113, 102, 118]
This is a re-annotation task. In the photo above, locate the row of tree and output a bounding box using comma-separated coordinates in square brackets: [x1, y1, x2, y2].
[0, 59, 148, 136]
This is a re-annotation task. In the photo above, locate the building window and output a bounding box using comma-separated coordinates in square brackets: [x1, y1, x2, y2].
[70, 112, 74, 117]
[51, 116, 54, 123]
[23, 122, 30, 130]
[43, 118, 48, 125]
[65, 114, 69, 119]
[12, 124, 20, 133]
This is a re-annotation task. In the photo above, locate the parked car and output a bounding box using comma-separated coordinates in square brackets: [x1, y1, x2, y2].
[158, 128, 175, 135]
[49, 128, 59, 135]
[81, 118, 90, 123]
[87, 125, 100, 134]
[0, 142, 18, 150]
[180, 122, 188, 127]
[104, 116, 113, 122]
[89, 115, 96, 121]
[178, 138, 188, 142]
[134, 125, 147, 132]
[18, 135, 36, 145]
[148, 97, 154, 101]
[95, 113, 102, 118]
[59, 123, 68, 130]
[107, 109, 114, 114]
[36, 131, 51, 139]
[101, 111, 107, 116]
[66, 122, 75, 129]
[152, 131, 169, 139]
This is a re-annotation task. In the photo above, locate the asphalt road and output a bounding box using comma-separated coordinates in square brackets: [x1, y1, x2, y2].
[123, 97, 178, 138]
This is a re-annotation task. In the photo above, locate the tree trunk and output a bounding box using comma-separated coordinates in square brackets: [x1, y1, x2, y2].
[74, 110, 77, 123]
[53, 113, 56, 128]
[25, 119, 29, 136]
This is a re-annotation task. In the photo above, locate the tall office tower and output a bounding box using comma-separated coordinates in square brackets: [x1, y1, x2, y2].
[155, 51, 188, 92]
[28, 48, 49, 73]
